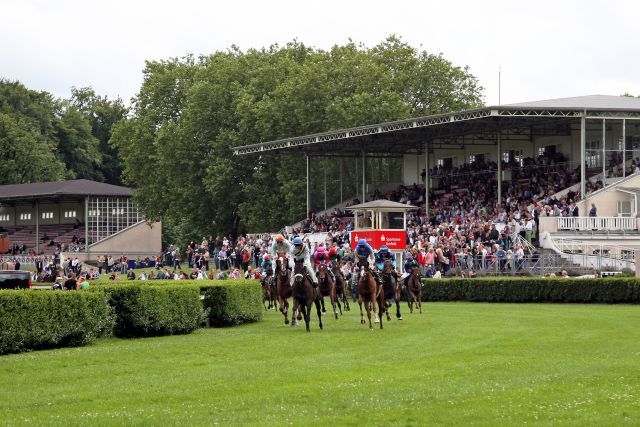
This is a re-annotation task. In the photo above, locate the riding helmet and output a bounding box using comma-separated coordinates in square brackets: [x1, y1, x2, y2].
[292, 237, 303, 245]
[358, 239, 367, 246]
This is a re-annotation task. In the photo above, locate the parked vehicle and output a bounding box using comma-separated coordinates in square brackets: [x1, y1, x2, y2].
[0, 270, 32, 289]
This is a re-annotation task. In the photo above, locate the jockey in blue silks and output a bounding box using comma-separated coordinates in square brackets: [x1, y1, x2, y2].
[375, 245, 396, 271]
[354, 239, 383, 288]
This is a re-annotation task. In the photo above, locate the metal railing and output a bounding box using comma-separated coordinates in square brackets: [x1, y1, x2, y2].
[557, 216, 637, 232]
[447, 253, 607, 276]
[552, 238, 636, 271]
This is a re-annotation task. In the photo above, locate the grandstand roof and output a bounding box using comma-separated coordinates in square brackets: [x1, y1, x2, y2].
[0, 179, 133, 200]
[233, 94, 640, 156]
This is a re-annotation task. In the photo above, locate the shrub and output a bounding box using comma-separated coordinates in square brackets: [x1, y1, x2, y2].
[421, 277, 640, 303]
[95, 285, 203, 337]
[203, 281, 263, 327]
[0, 290, 113, 355]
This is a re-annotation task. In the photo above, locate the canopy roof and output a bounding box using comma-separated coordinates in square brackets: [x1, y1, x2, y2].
[233, 95, 640, 157]
[0, 179, 133, 201]
[345, 200, 417, 211]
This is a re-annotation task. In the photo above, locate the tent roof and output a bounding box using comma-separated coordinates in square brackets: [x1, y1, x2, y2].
[345, 200, 417, 211]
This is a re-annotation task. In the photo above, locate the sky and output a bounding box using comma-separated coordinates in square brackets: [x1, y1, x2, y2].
[2, 0, 639, 107]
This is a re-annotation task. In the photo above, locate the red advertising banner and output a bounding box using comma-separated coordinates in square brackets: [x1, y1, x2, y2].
[350, 230, 406, 250]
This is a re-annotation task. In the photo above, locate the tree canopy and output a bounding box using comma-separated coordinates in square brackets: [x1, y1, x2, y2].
[112, 36, 484, 243]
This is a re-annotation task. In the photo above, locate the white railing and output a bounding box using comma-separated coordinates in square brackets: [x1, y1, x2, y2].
[552, 238, 636, 271]
[557, 216, 637, 232]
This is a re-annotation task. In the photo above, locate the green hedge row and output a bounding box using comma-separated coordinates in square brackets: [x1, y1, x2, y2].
[92, 279, 263, 329]
[94, 285, 203, 337]
[0, 290, 113, 355]
[203, 281, 263, 327]
[421, 277, 640, 303]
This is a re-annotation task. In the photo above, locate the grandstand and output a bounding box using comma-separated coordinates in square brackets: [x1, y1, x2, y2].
[0, 179, 161, 264]
[234, 95, 640, 275]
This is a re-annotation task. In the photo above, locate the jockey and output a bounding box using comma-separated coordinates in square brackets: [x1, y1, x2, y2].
[313, 245, 335, 281]
[402, 254, 420, 281]
[375, 245, 397, 273]
[328, 246, 340, 263]
[353, 239, 383, 287]
[269, 234, 293, 271]
[291, 236, 318, 287]
[260, 254, 273, 278]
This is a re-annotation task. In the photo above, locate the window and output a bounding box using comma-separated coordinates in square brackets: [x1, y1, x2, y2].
[64, 210, 77, 218]
[19, 213, 31, 221]
[468, 154, 476, 164]
[41, 212, 53, 219]
[618, 200, 632, 217]
[0, 214, 9, 222]
[538, 146, 545, 156]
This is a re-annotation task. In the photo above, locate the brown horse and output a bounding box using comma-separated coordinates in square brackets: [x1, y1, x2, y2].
[331, 260, 350, 312]
[316, 264, 339, 319]
[275, 257, 294, 324]
[357, 262, 384, 330]
[405, 266, 422, 314]
[380, 260, 403, 321]
[261, 275, 277, 310]
[292, 259, 323, 332]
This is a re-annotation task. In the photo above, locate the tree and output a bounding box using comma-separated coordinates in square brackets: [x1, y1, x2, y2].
[114, 37, 484, 243]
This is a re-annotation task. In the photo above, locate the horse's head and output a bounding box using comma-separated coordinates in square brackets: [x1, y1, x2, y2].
[383, 259, 394, 273]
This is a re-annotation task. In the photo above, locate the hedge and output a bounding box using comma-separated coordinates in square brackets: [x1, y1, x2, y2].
[202, 281, 263, 327]
[94, 285, 203, 337]
[421, 277, 640, 303]
[0, 290, 113, 354]
[91, 279, 264, 328]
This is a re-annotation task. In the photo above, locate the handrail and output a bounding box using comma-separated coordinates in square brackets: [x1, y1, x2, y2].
[557, 216, 637, 231]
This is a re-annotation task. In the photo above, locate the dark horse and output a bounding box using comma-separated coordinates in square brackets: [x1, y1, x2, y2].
[357, 261, 384, 330]
[380, 260, 403, 321]
[274, 257, 294, 324]
[261, 275, 277, 310]
[292, 259, 323, 332]
[316, 264, 340, 319]
[405, 266, 422, 314]
[331, 260, 350, 312]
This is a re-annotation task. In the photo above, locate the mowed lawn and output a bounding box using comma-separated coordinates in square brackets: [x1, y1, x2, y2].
[1, 302, 639, 425]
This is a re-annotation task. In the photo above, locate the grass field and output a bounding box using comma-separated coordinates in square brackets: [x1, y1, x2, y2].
[1, 302, 639, 425]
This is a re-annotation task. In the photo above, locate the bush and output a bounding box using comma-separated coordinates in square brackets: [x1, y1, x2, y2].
[421, 277, 640, 303]
[203, 281, 263, 327]
[92, 279, 264, 328]
[95, 285, 203, 337]
[0, 290, 113, 355]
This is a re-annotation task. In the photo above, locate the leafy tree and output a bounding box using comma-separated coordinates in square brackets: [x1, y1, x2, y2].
[114, 36, 484, 243]
[0, 80, 66, 184]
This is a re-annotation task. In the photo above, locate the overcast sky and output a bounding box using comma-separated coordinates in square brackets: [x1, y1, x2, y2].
[2, 0, 639, 107]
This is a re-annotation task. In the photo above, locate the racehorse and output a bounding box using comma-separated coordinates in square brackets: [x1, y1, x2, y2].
[292, 259, 323, 332]
[405, 266, 422, 314]
[261, 275, 277, 310]
[357, 261, 384, 330]
[316, 264, 339, 319]
[331, 260, 350, 312]
[274, 257, 294, 324]
[380, 260, 403, 321]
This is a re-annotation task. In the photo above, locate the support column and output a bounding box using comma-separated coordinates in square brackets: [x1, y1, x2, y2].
[306, 154, 310, 218]
[323, 165, 327, 211]
[497, 131, 502, 206]
[623, 119, 627, 178]
[425, 141, 430, 217]
[85, 197, 89, 255]
[581, 113, 586, 197]
[602, 119, 606, 186]
[35, 200, 39, 254]
[362, 151, 366, 203]
[340, 158, 343, 205]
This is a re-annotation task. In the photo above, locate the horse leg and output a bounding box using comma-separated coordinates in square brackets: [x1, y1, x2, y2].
[336, 292, 343, 316]
[304, 302, 312, 333]
[366, 301, 373, 330]
[314, 298, 323, 330]
[396, 298, 403, 320]
[418, 291, 422, 314]
[378, 295, 384, 330]
[279, 298, 290, 324]
[358, 299, 365, 325]
[331, 290, 338, 320]
[320, 296, 326, 314]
